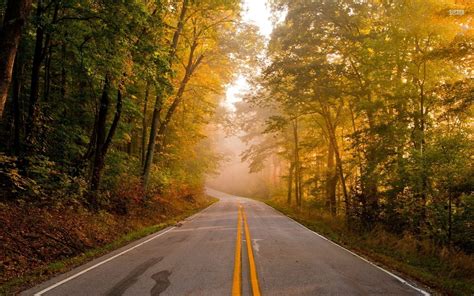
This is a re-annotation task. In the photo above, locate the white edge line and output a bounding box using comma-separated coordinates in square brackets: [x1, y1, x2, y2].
[33, 199, 222, 295]
[33, 227, 175, 296]
[261, 202, 431, 296]
[33, 199, 221, 295]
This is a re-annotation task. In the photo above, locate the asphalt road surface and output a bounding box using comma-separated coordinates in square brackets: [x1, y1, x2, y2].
[23, 189, 429, 296]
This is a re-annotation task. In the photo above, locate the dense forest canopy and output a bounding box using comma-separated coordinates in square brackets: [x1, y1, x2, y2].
[234, 0, 473, 251]
[0, 0, 472, 250]
[0, 0, 260, 206]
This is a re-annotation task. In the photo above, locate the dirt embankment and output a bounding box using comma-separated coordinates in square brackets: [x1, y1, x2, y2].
[0, 191, 213, 294]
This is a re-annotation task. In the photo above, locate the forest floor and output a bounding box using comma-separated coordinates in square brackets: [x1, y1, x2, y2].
[265, 198, 474, 296]
[0, 191, 216, 295]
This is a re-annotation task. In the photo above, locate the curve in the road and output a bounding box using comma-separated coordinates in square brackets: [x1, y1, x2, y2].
[23, 189, 430, 296]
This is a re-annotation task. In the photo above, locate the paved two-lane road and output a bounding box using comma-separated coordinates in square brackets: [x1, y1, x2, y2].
[23, 189, 428, 296]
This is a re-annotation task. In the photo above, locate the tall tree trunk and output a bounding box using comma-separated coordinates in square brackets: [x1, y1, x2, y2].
[348, 101, 364, 180]
[326, 143, 338, 216]
[417, 59, 428, 227]
[154, 51, 203, 155]
[143, 90, 162, 189]
[90, 78, 123, 206]
[26, 1, 45, 140]
[143, 42, 203, 190]
[26, 0, 58, 139]
[0, 0, 32, 117]
[143, 0, 188, 189]
[12, 54, 24, 154]
[168, 0, 189, 62]
[141, 81, 150, 166]
[42, 1, 59, 103]
[319, 103, 350, 215]
[90, 76, 111, 193]
[287, 162, 294, 205]
[292, 118, 302, 207]
[84, 111, 99, 162]
[143, 55, 199, 188]
[103, 89, 123, 155]
[328, 126, 349, 214]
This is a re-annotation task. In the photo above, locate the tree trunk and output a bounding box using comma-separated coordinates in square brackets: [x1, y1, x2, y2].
[143, 42, 203, 190]
[143, 0, 188, 189]
[42, 1, 59, 103]
[0, 0, 32, 117]
[84, 111, 99, 162]
[329, 127, 349, 214]
[154, 57, 198, 154]
[141, 81, 150, 166]
[26, 0, 58, 139]
[26, 1, 45, 140]
[169, 0, 189, 61]
[12, 54, 24, 154]
[144, 58, 198, 188]
[143, 90, 162, 189]
[417, 60, 428, 227]
[90, 76, 111, 193]
[292, 118, 302, 207]
[326, 143, 338, 216]
[90, 78, 123, 207]
[320, 103, 350, 215]
[287, 162, 294, 205]
[103, 89, 122, 155]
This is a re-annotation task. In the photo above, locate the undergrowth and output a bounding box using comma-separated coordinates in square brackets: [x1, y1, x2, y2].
[0, 192, 216, 295]
[266, 198, 474, 296]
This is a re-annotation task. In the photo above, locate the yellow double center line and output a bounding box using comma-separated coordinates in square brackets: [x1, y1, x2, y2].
[232, 205, 261, 296]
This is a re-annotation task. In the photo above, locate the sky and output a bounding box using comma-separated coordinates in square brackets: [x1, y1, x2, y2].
[241, 0, 274, 37]
[223, 0, 273, 111]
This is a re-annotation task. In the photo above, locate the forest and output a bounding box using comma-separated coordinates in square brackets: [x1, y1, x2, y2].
[238, 0, 473, 249]
[0, 0, 256, 203]
[0, 0, 473, 294]
[0, 0, 258, 292]
[231, 0, 473, 293]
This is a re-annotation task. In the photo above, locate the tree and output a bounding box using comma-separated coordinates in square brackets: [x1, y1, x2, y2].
[143, 0, 241, 189]
[239, 0, 473, 247]
[0, 0, 32, 117]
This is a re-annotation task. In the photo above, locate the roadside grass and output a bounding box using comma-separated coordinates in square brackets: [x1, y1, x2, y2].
[0, 196, 217, 295]
[265, 199, 474, 296]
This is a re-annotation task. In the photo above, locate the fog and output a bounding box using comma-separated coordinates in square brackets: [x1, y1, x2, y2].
[205, 0, 274, 197]
[206, 129, 266, 197]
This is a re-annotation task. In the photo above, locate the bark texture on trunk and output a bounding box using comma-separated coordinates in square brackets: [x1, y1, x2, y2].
[0, 0, 32, 117]
[90, 77, 123, 207]
[326, 143, 338, 216]
[90, 77, 111, 193]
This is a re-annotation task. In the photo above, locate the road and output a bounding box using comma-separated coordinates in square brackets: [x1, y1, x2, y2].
[23, 189, 429, 296]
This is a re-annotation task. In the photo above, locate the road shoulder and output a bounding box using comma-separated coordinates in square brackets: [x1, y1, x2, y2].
[3, 196, 217, 295]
